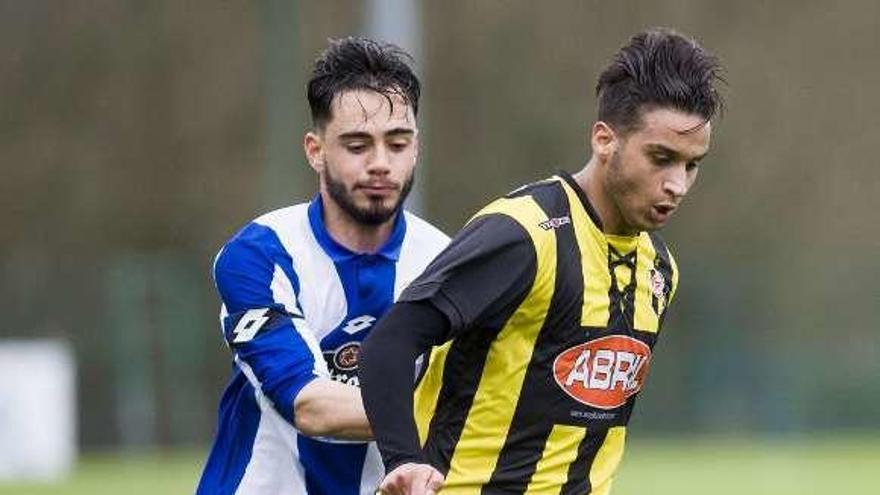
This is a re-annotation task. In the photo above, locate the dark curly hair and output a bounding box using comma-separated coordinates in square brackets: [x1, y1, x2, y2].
[307, 37, 420, 129]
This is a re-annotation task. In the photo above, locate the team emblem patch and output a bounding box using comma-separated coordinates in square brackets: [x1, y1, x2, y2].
[552, 335, 652, 410]
[323, 342, 361, 386]
[648, 267, 668, 315]
[333, 342, 360, 370]
[649, 268, 666, 298]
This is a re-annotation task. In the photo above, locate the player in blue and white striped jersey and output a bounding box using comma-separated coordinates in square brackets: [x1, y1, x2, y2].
[196, 38, 448, 495]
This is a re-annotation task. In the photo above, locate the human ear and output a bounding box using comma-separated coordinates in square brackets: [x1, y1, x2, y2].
[590, 121, 618, 161]
[304, 131, 325, 172]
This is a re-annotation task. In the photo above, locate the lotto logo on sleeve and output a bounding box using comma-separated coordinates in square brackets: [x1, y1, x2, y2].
[552, 335, 652, 410]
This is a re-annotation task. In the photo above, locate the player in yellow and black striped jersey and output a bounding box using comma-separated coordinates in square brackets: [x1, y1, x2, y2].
[360, 28, 724, 495]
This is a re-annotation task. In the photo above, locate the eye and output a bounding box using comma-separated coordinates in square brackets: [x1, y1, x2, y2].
[652, 154, 673, 166]
[388, 140, 411, 152]
[686, 161, 700, 172]
[346, 143, 368, 154]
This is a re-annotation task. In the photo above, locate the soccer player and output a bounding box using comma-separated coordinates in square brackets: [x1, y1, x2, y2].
[196, 38, 448, 495]
[360, 28, 724, 495]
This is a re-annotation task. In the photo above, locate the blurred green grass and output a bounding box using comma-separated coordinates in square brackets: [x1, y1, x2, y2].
[615, 435, 880, 494]
[0, 450, 203, 495]
[0, 436, 877, 494]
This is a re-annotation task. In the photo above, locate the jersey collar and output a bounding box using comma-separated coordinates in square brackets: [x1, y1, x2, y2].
[557, 170, 605, 231]
[307, 195, 407, 262]
[557, 170, 641, 247]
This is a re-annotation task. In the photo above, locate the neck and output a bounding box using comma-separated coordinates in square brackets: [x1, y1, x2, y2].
[572, 157, 634, 236]
[320, 193, 397, 254]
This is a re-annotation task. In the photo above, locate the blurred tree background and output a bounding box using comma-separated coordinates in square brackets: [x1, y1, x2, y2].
[1, 0, 878, 452]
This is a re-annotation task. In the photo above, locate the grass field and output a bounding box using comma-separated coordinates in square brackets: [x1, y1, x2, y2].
[1, 436, 877, 494]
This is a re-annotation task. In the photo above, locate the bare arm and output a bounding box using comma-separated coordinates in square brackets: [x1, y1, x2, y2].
[293, 378, 372, 440]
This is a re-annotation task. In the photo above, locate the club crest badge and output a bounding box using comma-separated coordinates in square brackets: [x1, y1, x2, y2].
[648, 267, 667, 315]
[649, 268, 665, 297]
[323, 342, 362, 386]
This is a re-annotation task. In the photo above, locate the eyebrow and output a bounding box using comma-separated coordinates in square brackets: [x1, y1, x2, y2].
[337, 128, 415, 140]
[384, 127, 416, 137]
[644, 143, 708, 162]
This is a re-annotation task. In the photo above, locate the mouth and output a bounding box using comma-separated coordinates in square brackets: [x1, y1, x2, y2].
[356, 182, 399, 196]
[651, 203, 677, 221]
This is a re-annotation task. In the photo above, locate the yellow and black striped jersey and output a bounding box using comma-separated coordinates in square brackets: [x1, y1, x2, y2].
[398, 172, 679, 494]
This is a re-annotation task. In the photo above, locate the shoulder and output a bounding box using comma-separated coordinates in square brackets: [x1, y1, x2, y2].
[251, 203, 310, 236]
[506, 176, 567, 201]
[645, 231, 677, 266]
[403, 211, 450, 246]
[395, 211, 451, 274]
[225, 204, 309, 250]
[471, 178, 568, 243]
[214, 203, 310, 270]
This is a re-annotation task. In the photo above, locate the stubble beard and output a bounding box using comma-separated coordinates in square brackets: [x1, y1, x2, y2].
[324, 167, 415, 226]
[606, 150, 650, 234]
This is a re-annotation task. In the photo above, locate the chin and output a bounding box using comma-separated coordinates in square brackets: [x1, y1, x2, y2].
[361, 197, 396, 213]
[645, 220, 667, 232]
[629, 218, 662, 233]
[360, 192, 397, 206]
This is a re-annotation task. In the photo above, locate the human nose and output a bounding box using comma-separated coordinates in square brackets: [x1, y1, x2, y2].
[662, 165, 689, 198]
[366, 144, 391, 175]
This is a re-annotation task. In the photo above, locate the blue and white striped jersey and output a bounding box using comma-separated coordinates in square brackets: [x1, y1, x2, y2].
[196, 197, 449, 495]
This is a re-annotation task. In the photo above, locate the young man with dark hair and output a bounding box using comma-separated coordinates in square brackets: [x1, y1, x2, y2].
[360, 28, 724, 495]
[196, 37, 448, 495]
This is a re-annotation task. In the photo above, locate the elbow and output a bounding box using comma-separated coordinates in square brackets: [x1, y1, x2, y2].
[291, 378, 370, 439]
[294, 405, 333, 437]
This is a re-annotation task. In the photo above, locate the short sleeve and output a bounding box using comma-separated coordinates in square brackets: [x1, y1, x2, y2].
[399, 213, 537, 336]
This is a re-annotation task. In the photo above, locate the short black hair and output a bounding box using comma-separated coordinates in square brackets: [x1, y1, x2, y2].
[596, 28, 724, 134]
[307, 37, 420, 129]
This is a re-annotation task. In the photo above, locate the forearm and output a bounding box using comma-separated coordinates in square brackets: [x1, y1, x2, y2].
[293, 378, 372, 440]
[360, 301, 450, 471]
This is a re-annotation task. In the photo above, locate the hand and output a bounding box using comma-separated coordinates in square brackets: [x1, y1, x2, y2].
[379, 463, 444, 495]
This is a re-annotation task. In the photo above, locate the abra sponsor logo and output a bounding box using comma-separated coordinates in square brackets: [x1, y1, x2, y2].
[323, 342, 361, 386]
[552, 335, 651, 410]
[538, 216, 571, 230]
